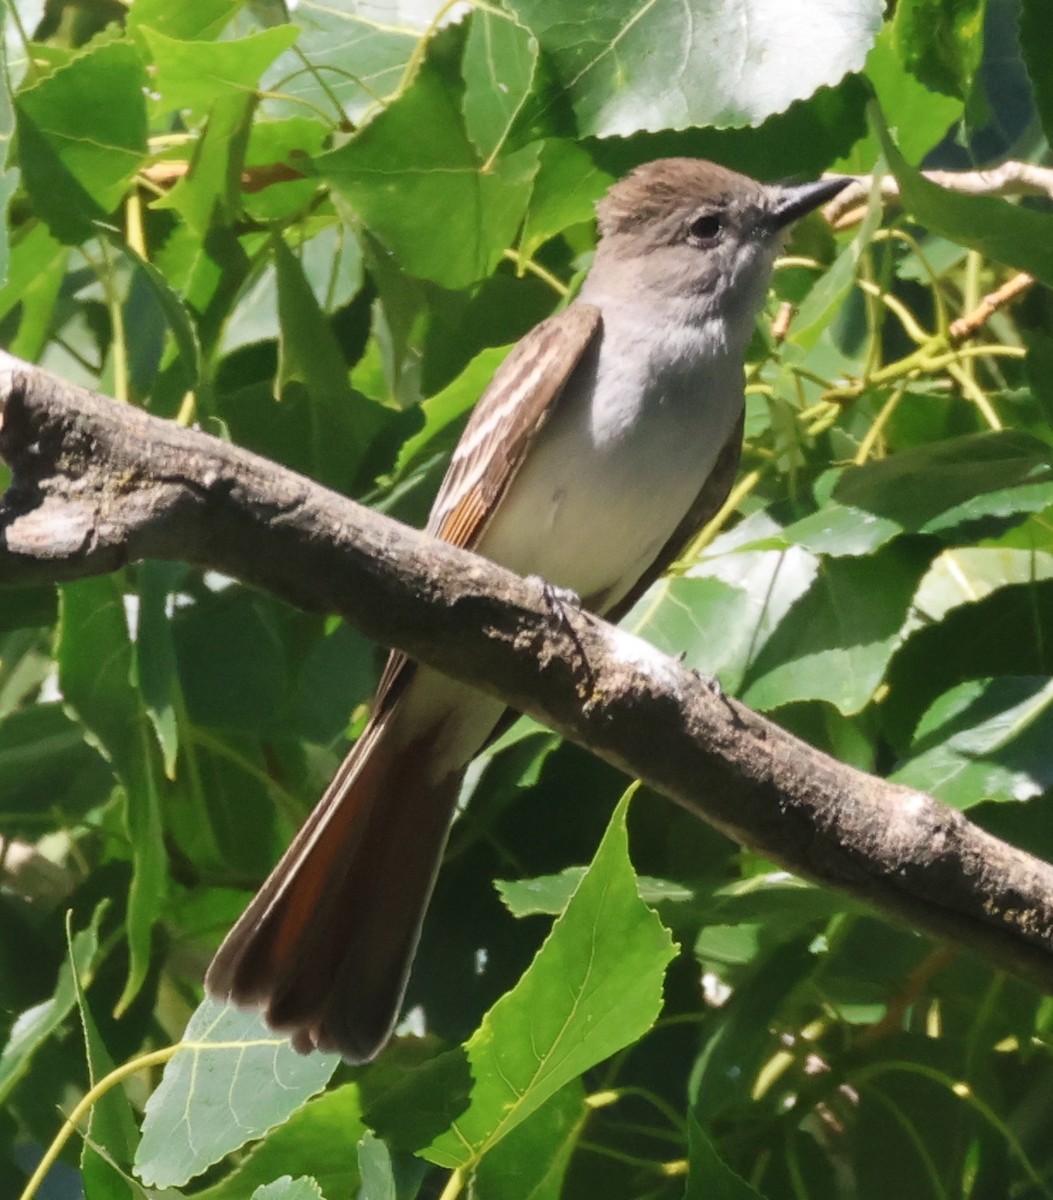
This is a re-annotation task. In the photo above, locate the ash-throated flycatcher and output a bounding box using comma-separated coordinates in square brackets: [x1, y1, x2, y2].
[207, 159, 850, 1062]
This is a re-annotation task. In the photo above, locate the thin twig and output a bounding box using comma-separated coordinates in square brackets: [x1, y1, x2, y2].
[949, 272, 1036, 344]
[824, 161, 1053, 229]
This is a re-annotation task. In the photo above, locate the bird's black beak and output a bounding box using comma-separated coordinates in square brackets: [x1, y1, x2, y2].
[770, 176, 853, 229]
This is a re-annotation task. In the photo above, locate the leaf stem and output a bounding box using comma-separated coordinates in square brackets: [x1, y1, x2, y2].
[17, 1046, 180, 1200]
[437, 1167, 466, 1200]
[502, 248, 569, 296]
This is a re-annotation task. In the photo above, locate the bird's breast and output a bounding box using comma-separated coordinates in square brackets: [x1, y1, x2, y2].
[477, 320, 744, 613]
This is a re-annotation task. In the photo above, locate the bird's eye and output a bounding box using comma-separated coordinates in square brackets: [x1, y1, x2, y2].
[687, 213, 723, 246]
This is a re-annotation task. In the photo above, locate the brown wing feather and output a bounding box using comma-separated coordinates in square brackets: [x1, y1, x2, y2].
[427, 303, 601, 543]
[374, 303, 602, 709]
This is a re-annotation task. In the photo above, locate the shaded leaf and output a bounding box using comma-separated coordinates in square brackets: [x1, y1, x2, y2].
[154, 91, 256, 235]
[261, 0, 464, 126]
[72, 931, 138, 1200]
[1021, 0, 1053, 145]
[784, 432, 1053, 557]
[517, 138, 610, 262]
[135, 997, 339, 1188]
[877, 108, 1053, 288]
[684, 1110, 766, 1200]
[473, 1081, 586, 1200]
[59, 578, 166, 1008]
[0, 703, 112, 830]
[0, 903, 103, 1105]
[892, 0, 986, 99]
[913, 547, 1053, 624]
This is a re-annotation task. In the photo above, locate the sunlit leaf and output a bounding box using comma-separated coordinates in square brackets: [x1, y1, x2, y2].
[317, 63, 541, 287]
[425, 789, 676, 1167]
[16, 36, 147, 242]
[892, 676, 1053, 808]
[143, 24, 299, 115]
[506, 0, 882, 135]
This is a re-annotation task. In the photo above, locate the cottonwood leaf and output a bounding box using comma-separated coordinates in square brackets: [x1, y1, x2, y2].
[425, 789, 676, 1167]
[135, 997, 339, 1188]
[506, 0, 882, 135]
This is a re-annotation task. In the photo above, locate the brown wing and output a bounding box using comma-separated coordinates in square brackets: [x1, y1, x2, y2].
[602, 408, 746, 625]
[374, 303, 602, 708]
[426, 303, 601, 544]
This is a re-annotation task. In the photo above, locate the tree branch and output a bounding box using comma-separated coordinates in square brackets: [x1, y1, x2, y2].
[2, 352, 1053, 991]
[823, 161, 1053, 228]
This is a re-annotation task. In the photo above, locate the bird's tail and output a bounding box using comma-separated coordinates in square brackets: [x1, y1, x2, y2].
[206, 698, 466, 1063]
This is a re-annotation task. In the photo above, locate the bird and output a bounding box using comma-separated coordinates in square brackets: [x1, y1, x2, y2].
[206, 157, 850, 1062]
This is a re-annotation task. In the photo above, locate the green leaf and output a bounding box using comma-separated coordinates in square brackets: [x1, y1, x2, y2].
[425, 787, 676, 1167]
[72, 922, 139, 1200]
[0, 24, 20, 285]
[357, 1131, 397, 1200]
[505, 0, 882, 135]
[134, 562, 181, 778]
[684, 1111, 766, 1200]
[127, 0, 245, 44]
[913, 547, 1053, 625]
[741, 544, 925, 715]
[0, 903, 104, 1105]
[154, 91, 256, 235]
[113, 234, 203, 398]
[892, 677, 1053, 809]
[517, 139, 610, 262]
[875, 106, 1053, 288]
[58, 578, 166, 1008]
[16, 36, 147, 243]
[273, 234, 387, 487]
[0, 223, 70, 360]
[628, 513, 818, 695]
[844, 26, 963, 171]
[142, 24, 299, 115]
[196, 1083, 365, 1200]
[250, 1178, 325, 1200]
[496, 868, 693, 917]
[472, 1081, 586, 1200]
[461, 9, 537, 161]
[260, 0, 461, 126]
[317, 63, 542, 288]
[0, 703, 112, 830]
[173, 587, 289, 731]
[394, 342, 511, 475]
[1022, 0, 1053, 145]
[242, 117, 328, 222]
[784, 432, 1053, 557]
[892, 0, 986, 99]
[787, 169, 885, 351]
[135, 997, 339, 1188]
